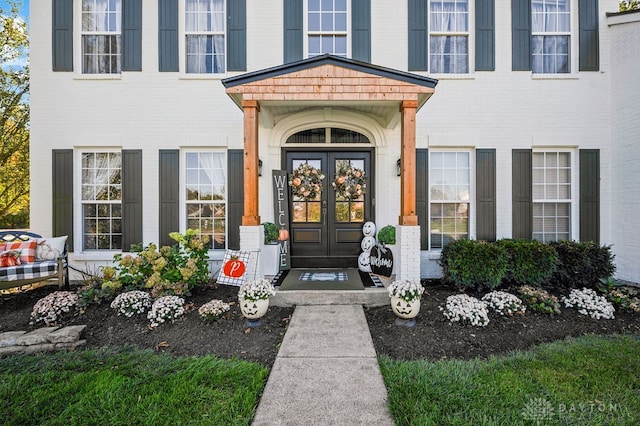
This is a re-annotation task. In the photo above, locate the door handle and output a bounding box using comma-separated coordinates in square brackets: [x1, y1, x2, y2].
[322, 200, 327, 225]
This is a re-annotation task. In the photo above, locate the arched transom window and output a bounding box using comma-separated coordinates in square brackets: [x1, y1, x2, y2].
[286, 128, 370, 144]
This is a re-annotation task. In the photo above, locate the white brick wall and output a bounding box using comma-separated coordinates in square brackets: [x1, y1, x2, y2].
[29, 1, 635, 281]
[608, 11, 640, 284]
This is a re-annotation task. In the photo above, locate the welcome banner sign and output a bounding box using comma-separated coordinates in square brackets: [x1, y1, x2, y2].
[272, 170, 291, 270]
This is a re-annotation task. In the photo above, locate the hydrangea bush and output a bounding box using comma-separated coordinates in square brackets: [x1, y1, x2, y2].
[110, 290, 153, 317]
[481, 291, 526, 316]
[101, 229, 210, 298]
[518, 285, 561, 315]
[30, 291, 80, 326]
[198, 299, 231, 321]
[387, 280, 425, 303]
[441, 294, 490, 327]
[238, 279, 276, 302]
[147, 295, 185, 328]
[562, 288, 615, 320]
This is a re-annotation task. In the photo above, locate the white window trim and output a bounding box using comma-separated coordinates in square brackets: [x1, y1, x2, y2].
[180, 0, 228, 79]
[427, 149, 475, 252]
[427, 0, 475, 77]
[73, 148, 123, 259]
[179, 149, 228, 252]
[303, 0, 352, 59]
[531, 149, 578, 241]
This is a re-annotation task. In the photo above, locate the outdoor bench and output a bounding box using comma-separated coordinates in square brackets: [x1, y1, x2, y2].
[0, 231, 69, 291]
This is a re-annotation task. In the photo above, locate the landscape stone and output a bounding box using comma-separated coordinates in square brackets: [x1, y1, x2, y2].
[48, 325, 86, 343]
[0, 331, 27, 348]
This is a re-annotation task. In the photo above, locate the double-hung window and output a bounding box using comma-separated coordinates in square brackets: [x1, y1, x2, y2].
[307, 0, 348, 57]
[185, 0, 226, 74]
[429, 151, 470, 249]
[532, 152, 571, 242]
[185, 152, 227, 249]
[82, 0, 121, 74]
[81, 152, 122, 250]
[531, 0, 571, 73]
[429, 0, 469, 73]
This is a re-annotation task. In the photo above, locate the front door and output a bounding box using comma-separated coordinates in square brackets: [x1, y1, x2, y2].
[285, 150, 373, 268]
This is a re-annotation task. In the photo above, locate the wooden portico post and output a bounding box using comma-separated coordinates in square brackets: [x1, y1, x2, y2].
[399, 99, 418, 226]
[242, 99, 260, 226]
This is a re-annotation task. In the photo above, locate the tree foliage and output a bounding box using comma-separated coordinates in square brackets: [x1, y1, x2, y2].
[0, 0, 29, 228]
[620, 1, 640, 11]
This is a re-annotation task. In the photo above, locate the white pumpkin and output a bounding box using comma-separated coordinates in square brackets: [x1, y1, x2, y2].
[358, 251, 372, 272]
[239, 297, 269, 320]
[390, 296, 421, 319]
[360, 236, 376, 252]
[362, 221, 376, 237]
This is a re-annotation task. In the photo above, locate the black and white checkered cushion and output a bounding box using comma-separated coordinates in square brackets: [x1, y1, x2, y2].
[0, 260, 58, 282]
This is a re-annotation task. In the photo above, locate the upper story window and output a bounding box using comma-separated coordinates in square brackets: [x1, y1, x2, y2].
[531, 0, 570, 73]
[82, 0, 121, 74]
[185, 0, 226, 74]
[429, 0, 469, 73]
[81, 151, 122, 250]
[307, 0, 348, 57]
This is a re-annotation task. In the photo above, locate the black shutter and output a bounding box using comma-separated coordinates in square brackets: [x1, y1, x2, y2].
[416, 149, 429, 250]
[512, 0, 531, 71]
[158, 0, 179, 72]
[227, 0, 247, 71]
[122, 0, 142, 71]
[284, 0, 303, 63]
[227, 150, 244, 250]
[580, 149, 600, 243]
[475, 0, 495, 71]
[512, 149, 532, 239]
[579, 0, 599, 71]
[159, 150, 180, 248]
[408, 0, 428, 71]
[352, 0, 371, 62]
[52, 0, 73, 71]
[52, 150, 74, 250]
[476, 149, 496, 241]
[122, 150, 143, 251]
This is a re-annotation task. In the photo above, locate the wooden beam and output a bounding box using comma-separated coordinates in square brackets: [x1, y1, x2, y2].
[242, 100, 260, 225]
[399, 100, 418, 226]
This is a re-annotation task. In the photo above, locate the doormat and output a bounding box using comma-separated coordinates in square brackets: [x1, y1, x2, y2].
[277, 269, 364, 291]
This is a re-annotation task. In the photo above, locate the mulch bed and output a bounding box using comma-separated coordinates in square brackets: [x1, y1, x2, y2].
[1, 281, 639, 366]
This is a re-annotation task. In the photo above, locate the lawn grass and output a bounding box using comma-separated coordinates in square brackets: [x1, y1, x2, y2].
[0, 347, 268, 426]
[380, 334, 640, 426]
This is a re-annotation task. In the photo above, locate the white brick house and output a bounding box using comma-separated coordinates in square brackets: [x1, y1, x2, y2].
[29, 1, 639, 284]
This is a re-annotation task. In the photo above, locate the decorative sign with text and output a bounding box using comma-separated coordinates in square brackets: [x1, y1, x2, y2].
[272, 170, 291, 270]
[370, 244, 394, 277]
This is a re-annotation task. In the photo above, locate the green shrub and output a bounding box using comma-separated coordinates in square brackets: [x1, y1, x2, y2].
[262, 222, 278, 244]
[440, 239, 508, 291]
[377, 225, 396, 245]
[547, 240, 615, 290]
[496, 239, 558, 287]
[101, 229, 211, 298]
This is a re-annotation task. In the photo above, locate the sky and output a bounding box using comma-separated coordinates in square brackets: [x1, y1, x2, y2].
[1, 1, 28, 21]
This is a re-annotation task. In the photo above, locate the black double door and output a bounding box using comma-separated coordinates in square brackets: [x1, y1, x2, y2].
[285, 150, 373, 268]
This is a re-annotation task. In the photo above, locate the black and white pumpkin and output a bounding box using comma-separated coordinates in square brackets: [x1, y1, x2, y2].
[239, 298, 269, 320]
[390, 296, 420, 319]
[358, 251, 372, 272]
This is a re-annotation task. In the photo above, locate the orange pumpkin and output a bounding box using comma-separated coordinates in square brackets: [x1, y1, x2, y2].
[278, 228, 289, 241]
[292, 177, 301, 186]
[336, 176, 345, 185]
[223, 256, 246, 278]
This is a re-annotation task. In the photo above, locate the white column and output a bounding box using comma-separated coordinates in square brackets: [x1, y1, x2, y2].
[395, 225, 421, 283]
[240, 225, 264, 281]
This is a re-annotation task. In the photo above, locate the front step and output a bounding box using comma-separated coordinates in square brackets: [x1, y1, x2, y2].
[271, 287, 389, 307]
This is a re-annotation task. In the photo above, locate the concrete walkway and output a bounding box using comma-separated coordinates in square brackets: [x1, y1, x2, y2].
[252, 305, 395, 425]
